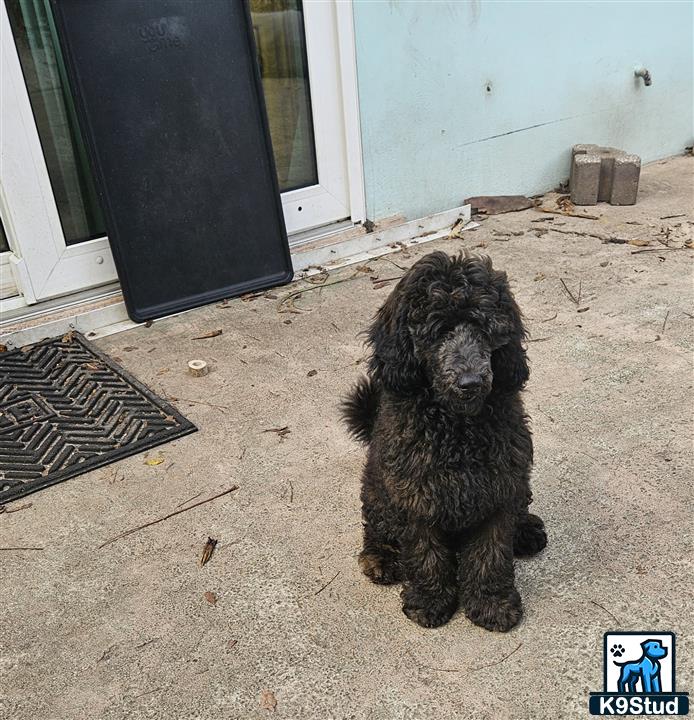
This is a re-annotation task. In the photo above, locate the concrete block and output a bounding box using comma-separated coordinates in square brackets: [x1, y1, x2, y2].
[610, 154, 641, 205]
[570, 154, 601, 205]
[570, 144, 641, 205]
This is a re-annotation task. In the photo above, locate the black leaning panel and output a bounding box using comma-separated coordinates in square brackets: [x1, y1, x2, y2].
[50, 0, 293, 322]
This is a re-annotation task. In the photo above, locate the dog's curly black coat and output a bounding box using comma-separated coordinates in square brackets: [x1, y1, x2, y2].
[342, 251, 547, 630]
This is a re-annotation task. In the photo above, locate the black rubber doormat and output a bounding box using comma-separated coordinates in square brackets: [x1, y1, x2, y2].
[0, 333, 196, 503]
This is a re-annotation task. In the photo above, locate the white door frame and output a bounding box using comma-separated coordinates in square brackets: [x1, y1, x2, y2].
[281, 0, 365, 235]
[1, 0, 118, 304]
[0, 0, 364, 308]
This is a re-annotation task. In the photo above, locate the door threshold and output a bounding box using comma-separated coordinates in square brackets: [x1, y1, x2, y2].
[0, 205, 471, 349]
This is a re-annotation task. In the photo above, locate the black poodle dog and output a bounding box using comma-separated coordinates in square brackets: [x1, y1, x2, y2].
[342, 251, 546, 630]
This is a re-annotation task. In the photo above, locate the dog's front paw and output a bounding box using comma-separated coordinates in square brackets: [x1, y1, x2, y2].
[513, 513, 547, 557]
[358, 551, 402, 585]
[401, 587, 458, 628]
[463, 589, 523, 632]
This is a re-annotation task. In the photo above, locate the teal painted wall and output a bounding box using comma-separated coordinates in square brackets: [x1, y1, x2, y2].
[352, 1, 693, 221]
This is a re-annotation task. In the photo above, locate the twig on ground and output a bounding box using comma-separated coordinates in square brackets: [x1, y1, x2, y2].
[98, 485, 239, 549]
[372, 275, 404, 284]
[631, 246, 691, 254]
[371, 275, 404, 290]
[277, 273, 362, 313]
[541, 312, 558, 323]
[410, 642, 523, 674]
[535, 207, 600, 220]
[263, 426, 290, 440]
[381, 256, 409, 271]
[590, 599, 620, 626]
[191, 330, 222, 340]
[660, 213, 686, 220]
[469, 642, 523, 672]
[164, 394, 228, 413]
[560, 278, 579, 305]
[175, 491, 203, 508]
[0, 546, 44, 551]
[288, 481, 294, 504]
[0, 502, 32, 514]
[314, 570, 340, 596]
[661, 310, 670, 334]
[98, 645, 117, 662]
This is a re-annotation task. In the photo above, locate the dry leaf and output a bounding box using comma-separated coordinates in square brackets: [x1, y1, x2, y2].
[556, 195, 575, 213]
[0, 344, 8, 353]
[355, 265, 374, 273]
[62, 330, 75, 343]
[199, 537, 218, 567]
[259, 690, 277, 712]
[534, 273, 546, 282]
[192, 329, 222, 340]
[204, 591, 217, 605]
[144, 457, 165, 466]
[448, 218, 466, 239]
[628, 238, 651, 247]
[228, 639, 238, 649]
[307, 369, 317, 377]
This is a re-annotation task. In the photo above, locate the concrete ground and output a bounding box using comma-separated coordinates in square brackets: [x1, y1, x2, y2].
[1, 156, 692, 720]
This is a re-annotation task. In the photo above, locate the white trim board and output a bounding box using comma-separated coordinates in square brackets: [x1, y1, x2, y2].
[0, 205, 471, 348]
[291, 204, 472, 273]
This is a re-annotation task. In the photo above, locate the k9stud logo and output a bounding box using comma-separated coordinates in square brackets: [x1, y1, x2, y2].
[589, 632, 689, 715]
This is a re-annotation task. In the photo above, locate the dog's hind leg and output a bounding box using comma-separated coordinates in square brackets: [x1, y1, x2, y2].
[513, 511, 547, 557]
[460, 511, 523, 632]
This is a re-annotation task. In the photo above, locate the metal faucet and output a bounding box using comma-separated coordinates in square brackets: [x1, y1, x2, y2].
[634, 65, 652, 86]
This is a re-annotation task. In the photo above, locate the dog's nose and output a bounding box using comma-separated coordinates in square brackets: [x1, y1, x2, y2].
[457, 373, 483, 390]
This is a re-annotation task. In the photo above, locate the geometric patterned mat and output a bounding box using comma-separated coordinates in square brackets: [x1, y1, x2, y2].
[0, 332, 196, 503]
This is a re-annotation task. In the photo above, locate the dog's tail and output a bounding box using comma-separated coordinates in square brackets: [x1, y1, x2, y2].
[341, 376, 380, 444]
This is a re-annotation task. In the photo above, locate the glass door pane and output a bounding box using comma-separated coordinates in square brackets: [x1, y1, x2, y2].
[250, 0, 318, 192]
[0, 216, 9, 253]
[6, 0, 105, 245]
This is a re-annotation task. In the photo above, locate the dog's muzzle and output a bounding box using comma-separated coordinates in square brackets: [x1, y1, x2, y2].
[434, 326, 493, 414]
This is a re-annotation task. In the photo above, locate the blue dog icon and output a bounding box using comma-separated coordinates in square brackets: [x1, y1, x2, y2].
[614, 639, 668, 693]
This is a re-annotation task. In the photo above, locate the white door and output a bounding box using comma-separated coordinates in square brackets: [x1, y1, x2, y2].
[0, 0, 363, 306]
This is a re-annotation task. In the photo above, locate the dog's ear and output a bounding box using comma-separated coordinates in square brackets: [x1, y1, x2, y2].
[366, 273, 423, 394]
[490, 270, 529, 393]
